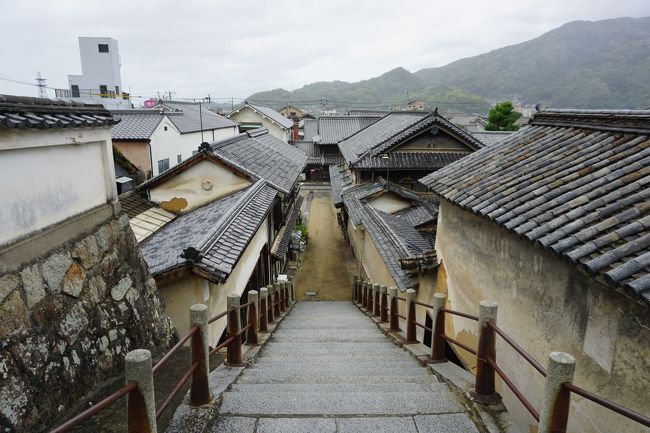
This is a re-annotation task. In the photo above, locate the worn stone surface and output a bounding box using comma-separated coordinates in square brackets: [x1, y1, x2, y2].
[42, 252, 72, 294]
[61, 263, 86, 297]
[209, 416, 257, 433]
[20, 264, 46, 308]
[0, 213, 176, 433]
[337, 417, 417, 433]
[0, 273, 20, 304]
[258, 417, 335, 433]
[0, 290, 30, 340]
[73, 234, 101, 269]
[414, 414, 480, 433]
[111, 276, 133, 301]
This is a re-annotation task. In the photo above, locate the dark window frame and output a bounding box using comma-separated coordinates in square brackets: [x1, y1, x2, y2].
[98, 44, 109, 53]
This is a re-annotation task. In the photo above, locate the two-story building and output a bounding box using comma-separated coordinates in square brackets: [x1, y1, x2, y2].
[227, 101, 293, 142]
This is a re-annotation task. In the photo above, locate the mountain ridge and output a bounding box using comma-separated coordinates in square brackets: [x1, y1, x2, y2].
[247, 17, 650, 113]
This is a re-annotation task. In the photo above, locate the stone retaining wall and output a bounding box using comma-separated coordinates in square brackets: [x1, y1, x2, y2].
[0, 213, 176, 433]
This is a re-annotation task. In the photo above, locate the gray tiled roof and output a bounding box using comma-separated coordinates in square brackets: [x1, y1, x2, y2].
[471, 131, 514, 146]
[341, 179, 437, 291]
[348, 110, 391, 117]
[271, 202, 300, 259]
[329, 163, 354, 207]
[0, 94, 117, 129]
[212, 129, 308, 194]
[230, 102, 293, 129]
[303, 119, 319, 141]
[314, 116, 379, 145]
[295, 141, 318, 156]
[140, 180, 277, 280]
[110, 110, 165, 140]
[339, 111, 484, 169]
[420, 108, 650, 305]
[158, 101, 237, 133]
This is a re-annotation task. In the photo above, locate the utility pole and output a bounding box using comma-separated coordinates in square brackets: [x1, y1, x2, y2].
[35, 72, 47, 98]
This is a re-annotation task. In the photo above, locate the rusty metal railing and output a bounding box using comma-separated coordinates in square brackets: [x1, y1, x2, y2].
[351, 276, 650, 432]
[48, 279, 295, 433]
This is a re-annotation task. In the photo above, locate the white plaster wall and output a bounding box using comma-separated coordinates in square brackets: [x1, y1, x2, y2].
[228, 107, 289, 142]
[149, 120, 237, 176]
[149, 159, 252, 213]
[0, 128, 115, 246]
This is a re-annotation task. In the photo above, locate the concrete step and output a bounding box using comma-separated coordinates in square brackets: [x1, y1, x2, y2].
[262, 342, 399, 352]
[219, 391, 463, 416]
[270, 335, 388, 342]
[229, 382, 443, 394]
[244, 365, 429, 377]
[252, 359, 419, 369]
[257, 352, 413, 362]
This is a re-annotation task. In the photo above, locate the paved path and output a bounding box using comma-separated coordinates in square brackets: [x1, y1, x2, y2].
[294, 192, 352, 301]
[209, 302, 481, 433]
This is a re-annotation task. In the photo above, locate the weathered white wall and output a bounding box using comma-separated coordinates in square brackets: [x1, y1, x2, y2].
[367, 193, 412, 214]
[435, 200, 650, 433]
[228, 106, 288, 142]
[159, 218, 270, 346]
[0, 127, 116, 246]
[149, 159, 252, 213]
[149, 119, 237, 176]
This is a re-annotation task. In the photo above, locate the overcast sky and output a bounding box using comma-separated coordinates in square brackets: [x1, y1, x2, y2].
[1, 0, 648, 105]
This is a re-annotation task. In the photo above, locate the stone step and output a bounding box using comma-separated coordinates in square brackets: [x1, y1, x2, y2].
[252, 359, 419, 369]
[236, 372, 437, 385]
[261, 342, 399, 353]
[257, 352, 412, 361]
[219, 391, 463, 416]
[270, 335, 388, 342]
[229, 382, 443, 394]
[244, 365, 429, 377]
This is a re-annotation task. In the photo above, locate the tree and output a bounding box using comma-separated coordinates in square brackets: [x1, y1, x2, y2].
[485, 101, 522, 131]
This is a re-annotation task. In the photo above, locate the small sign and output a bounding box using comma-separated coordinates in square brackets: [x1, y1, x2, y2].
[144, 99, 156, 108]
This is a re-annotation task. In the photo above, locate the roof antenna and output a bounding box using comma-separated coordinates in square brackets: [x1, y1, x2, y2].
[199, 101, 204, 143]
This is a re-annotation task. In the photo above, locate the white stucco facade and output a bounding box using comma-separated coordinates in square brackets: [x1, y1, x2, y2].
[149, 119, 238, 177]
[0, 127, 117, 246]
[227, 106, 289, 142]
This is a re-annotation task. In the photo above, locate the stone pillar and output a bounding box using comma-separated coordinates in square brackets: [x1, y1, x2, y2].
[125, 349, 156, 433]
[282, 282, 289, 309]
[226, 295, 242, 365]
[372, 283, 381, 317]
[388, 287, 399, 331]
[538, 352, 576, 433]
[273, 282, 282, 316]
[405, 288, 417, 343]
[267, 284, 275, 323]
[245, 291, 259, 346]
[353, 276, 359, 302]
[471, 300, 500, 404]
[430, 293, 447, 362]
[259, 287, 269, 332]
[189, 304, 210, 405]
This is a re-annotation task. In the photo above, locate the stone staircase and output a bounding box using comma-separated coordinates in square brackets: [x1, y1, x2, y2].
[209, 301, 481, 432]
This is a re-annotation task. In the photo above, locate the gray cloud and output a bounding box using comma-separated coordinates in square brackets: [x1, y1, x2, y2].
[1, 0, 647, 104]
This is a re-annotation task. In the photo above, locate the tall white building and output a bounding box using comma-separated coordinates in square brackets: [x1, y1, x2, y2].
[57, 37, 131, 109]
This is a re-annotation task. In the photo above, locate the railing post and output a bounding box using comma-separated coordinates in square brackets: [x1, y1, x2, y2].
[538, 352, 576, 433]
[379, 285, 388, 323]
[226, 295, 243, 366]
[388, 287, 399, 331]
[259, 287, 269, 332]
[405, 288, 417, 343]
[353, 276, 359, 302]
[362, 280, 368, 309]
[189, 304, 211, 405]
[373, 283, 381, 317]
[283, 282, 289, 310]
[430, 293, 446, 363]
[125, 349, 156, 433]
[246, 291, 259, 346]
[471, 300, 500, 404]
[267, 284, 275, 323]
[273, 282, 282, 316]
[289, 279, 295, 304]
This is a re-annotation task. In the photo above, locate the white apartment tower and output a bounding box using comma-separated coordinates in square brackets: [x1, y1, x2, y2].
[61, 37, 131, 108]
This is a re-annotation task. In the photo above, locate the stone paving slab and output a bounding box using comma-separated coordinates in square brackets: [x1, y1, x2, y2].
[207, 416, 256, 432]
[337, 416, 418, 433]
[235, 373, 440, 384]
[414, 414, 481, 433]
[220, 391, 463, 415]
[229, 382, 444, 393]
[252, 359, 418, 369]
[258, 417, 336, 433]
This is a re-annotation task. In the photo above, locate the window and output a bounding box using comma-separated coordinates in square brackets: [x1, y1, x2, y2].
[163, 126, 168, 131]
[157, 158, 170, 173]
[177, 154, 182, 164]
[98, 44, 109, 53]
[71, 85, 80, 98]
[115, 86, 120, 95]
[99, 85, 108, 98]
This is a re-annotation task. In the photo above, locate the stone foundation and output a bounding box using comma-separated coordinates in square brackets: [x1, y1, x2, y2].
[0, 213, 176, 432]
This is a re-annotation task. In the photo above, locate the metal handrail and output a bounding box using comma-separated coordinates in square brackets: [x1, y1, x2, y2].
[488, 322, 546, 377]
[208, 307, 233, 324]
[209, 335, 235, 356]
[152, 326, 197, 373]
[563, 383, 650, 427]
[156, 361, 199, 418]
[49, 382, 138, 433]
[441, 308, 479, 321]
[488, 356, 540, 422]
[442, 335, 477, 356]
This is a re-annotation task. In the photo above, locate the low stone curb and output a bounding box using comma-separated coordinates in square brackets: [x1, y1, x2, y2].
[165, 302, 296, 433]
